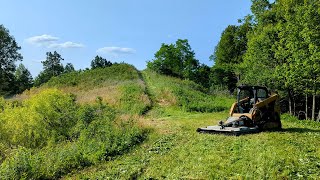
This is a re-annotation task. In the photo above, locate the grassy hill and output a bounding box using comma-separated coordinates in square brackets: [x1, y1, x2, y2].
[1, 65, 319, 179]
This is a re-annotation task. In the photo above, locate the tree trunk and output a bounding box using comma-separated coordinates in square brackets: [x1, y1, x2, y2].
[305, 94, 308, 120]
[293, 99, 296, 116]
[288, 89, 293, 115]
[312, 93, 315, 120]
[288, 98, 292, 115]
[317, 108, 320, 122]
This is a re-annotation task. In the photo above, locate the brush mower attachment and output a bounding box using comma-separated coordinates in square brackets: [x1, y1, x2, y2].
[196, 116, 260, 136]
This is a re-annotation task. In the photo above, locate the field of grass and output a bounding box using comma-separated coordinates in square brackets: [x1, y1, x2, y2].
[64, 109, 320, 179]
[63, 70, 320, 179]
[1, 66, 320, 179]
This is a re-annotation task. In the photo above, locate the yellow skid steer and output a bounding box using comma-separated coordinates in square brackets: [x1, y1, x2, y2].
[197, 86, 281, 136]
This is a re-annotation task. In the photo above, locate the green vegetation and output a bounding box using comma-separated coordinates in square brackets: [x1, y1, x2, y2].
[212, 0, 320, 119]
[65, 107, 320, 179]
[142, 70, 233, 113]
[1, 1, 319, 179]
[0, 64, 151, 179]
[19, 64, 152, 116]
[0, 62, 319, 179]
[91, 55, 113, 69]
[147, 39, 211, 88]
[0, 89, 147, 179]
[0, 25, 25, 96]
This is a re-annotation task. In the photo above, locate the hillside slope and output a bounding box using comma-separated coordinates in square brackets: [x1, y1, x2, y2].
[64, 70, 320, 179]
[142, 70, 234, 113]
[0, 64, 150, 179]
[19, 64, 151, 115]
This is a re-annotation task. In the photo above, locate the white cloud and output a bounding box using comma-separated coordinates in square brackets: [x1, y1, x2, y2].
[48, 41, 85, 48]
[26, 34, 59, 46]
[26, 34, 84, 49]
[96, 47, 136, 56]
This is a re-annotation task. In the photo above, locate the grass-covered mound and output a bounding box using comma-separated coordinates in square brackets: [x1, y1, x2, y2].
[0, 89, 147, 179]
[142, 70, 234, 113]
[19, 63, 151, 116]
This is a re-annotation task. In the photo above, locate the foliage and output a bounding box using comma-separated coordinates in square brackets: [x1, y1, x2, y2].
[0, 24, 23, 96]
[147, 39, 210, 87]
[142, 70, 233, 113]
[210, 18, 252, 92]
[91, 55, 113, 69]
[14, 64, 33, 94]
[0, 88, 147, 179]
[210, 64, 238, 93]
[237, 0, 320, 118]
[34, 51, 64, 86]
[0, 89, 78, 148]
[64, 63, 75, 73]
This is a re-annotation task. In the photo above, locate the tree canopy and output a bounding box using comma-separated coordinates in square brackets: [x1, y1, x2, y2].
[34, 51, 64, 86]
[91, 56, 113, 69]
[0, 24, 23, 96]
[147, 39, 210, 88]
[15, 64, 33, 94]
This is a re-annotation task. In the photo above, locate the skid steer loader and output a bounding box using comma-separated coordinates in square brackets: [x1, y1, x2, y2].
[197, 85, 281, 136]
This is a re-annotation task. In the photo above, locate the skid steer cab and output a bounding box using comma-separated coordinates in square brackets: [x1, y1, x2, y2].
[197, 85, 282, 136]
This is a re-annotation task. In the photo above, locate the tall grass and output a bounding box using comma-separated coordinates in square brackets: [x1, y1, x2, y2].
[142, 70, 234, 112]
[0, 89, 147, 179]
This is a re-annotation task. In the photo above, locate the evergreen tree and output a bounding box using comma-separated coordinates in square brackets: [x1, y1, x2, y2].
[15, 64, 33, 94]
[34, 51, 64, 86]
[64, 63, 75, 73]
[91, 56, 112, 69]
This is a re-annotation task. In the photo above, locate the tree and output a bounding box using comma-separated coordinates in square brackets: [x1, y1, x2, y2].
[15, 64, 33, 94]
[210, 64, 238, 94]
[195, 64, 211, 88]
[250, 0, 272, 24]
[147, 43, 182, 77]
[91, 56, 112, 69]
[0, 24, 23, 96]
[34, 51, 64, 86]
[147, 39, 200, 80]
[211, 18, 252, 92]
[42, 51, 64, 76]
[64, 63, 75, 73]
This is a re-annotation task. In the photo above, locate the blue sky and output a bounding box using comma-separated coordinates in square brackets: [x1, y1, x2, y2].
[0, 0, 253, 77]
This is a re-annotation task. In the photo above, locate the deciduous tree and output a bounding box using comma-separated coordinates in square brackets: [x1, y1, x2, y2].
[0, 24, 23, 96]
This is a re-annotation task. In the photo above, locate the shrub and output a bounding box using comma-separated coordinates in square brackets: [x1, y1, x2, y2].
[0, 89, 78, 148]
[0, 89, 147, 179]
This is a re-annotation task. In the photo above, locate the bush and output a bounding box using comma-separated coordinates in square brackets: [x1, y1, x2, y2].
[0, 89, 78, 149]
[0, 89, 147, 179]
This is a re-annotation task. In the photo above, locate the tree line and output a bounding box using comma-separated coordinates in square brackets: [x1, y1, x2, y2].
[0, 24, 113, 96]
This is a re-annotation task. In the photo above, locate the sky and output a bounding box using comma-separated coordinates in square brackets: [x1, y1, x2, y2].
[0, 0, 253, 77]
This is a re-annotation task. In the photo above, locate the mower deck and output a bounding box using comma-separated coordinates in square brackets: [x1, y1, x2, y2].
[196, 125, 260, 136]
